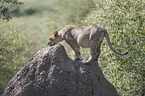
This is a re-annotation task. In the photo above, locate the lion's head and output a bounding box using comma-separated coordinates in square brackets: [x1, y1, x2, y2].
[47, 31, 63, 46]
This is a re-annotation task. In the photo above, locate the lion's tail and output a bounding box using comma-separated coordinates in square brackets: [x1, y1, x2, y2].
[104, 30, 128, 56]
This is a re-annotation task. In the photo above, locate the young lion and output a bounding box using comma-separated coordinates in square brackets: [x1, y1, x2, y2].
[47, 24, 128, 64]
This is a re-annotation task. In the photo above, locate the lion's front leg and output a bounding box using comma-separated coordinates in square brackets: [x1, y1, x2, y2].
[74, 51, 81, 61]
[70, 45, 81, 61]
[66, 39, 81, 61]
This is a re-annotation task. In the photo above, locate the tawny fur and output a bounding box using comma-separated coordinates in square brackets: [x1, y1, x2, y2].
[47, 24, 128, 64]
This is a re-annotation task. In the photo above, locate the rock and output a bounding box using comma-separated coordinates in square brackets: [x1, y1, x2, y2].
[2, 44, 118, 96]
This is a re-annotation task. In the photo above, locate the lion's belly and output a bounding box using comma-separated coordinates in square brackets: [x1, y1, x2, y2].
[72, 27, 91, 48]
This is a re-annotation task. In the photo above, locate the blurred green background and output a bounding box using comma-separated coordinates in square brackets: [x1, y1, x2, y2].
[0, 0, 144, 95]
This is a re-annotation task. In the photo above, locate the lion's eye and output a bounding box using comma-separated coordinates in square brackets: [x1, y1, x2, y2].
[54, 34, 57, 37]
[49, 38, 53, 40]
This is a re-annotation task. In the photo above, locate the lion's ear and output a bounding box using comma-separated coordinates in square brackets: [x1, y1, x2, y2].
[54, 31, 58, 37]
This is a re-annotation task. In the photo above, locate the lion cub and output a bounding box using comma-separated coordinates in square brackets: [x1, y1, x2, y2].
[47, 24, 128, 64]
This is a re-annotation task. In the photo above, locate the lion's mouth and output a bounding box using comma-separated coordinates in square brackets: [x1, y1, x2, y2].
[50, 44, 55, 46]
[48, 42, 55, 46]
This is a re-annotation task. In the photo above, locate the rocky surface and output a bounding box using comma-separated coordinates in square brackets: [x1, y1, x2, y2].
[2, 44, 118, 96]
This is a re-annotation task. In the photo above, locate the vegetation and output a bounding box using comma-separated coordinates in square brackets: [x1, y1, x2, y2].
[82, 0, 144, 95]
[0, 19, 28, 94]
[0, 0, 24, 21]
[0, 0, 144, 95]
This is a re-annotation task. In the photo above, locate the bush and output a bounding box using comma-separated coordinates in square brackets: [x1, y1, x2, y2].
[0, 19, 30, 95]
[82, 0, 144, 95]
[0, 0, 24, 21]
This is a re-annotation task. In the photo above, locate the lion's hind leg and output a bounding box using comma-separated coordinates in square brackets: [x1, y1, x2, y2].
[82, 30, 104, 64]
[82, 40, 100, 64]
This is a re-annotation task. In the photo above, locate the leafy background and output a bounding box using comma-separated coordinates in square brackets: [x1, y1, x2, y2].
[82, 0, 144, 95]
[0, 0, 144, 95]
